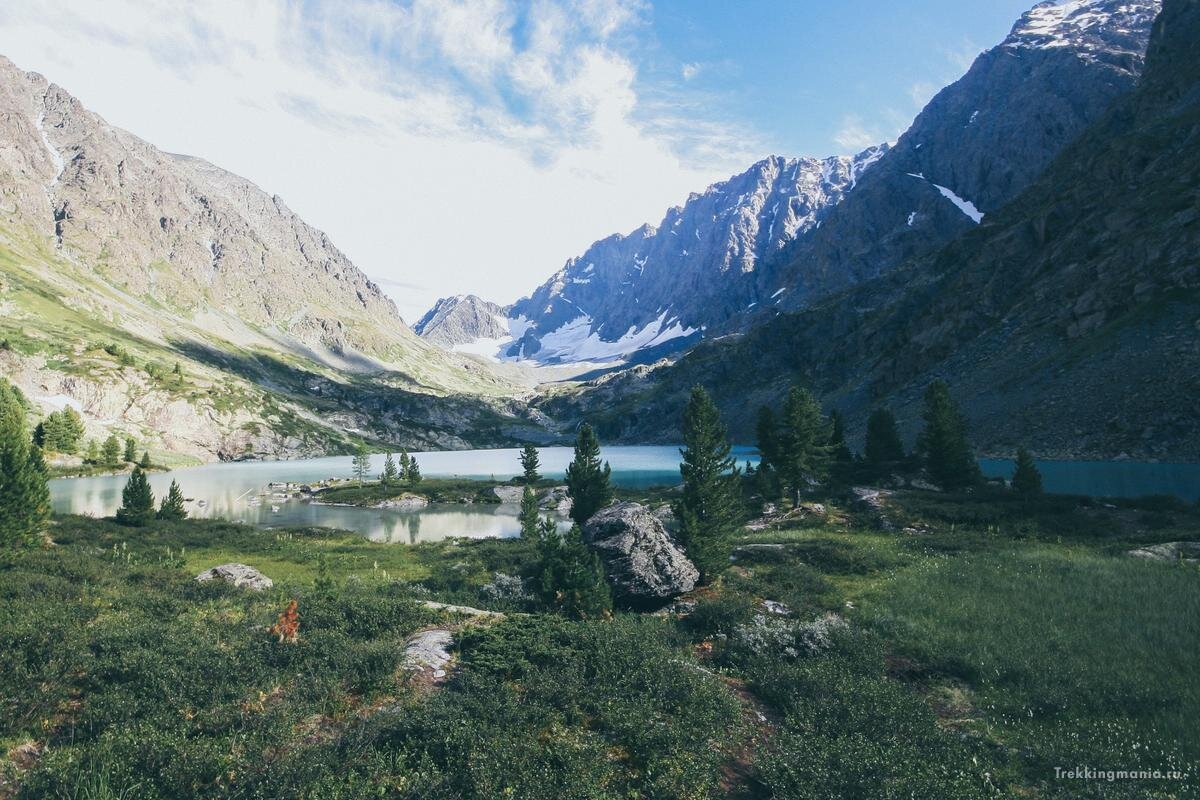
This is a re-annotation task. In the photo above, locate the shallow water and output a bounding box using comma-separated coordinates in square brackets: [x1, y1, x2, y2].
[50, 445, 760, 542]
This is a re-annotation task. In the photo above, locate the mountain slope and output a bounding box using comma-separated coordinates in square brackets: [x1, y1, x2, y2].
[0, 55, 542, 460]
[540, 0, 1196, 461]
[503, 147, 887, 364]
[761, 0, 1161, 316]
[413, 295, 512, 355]
[502, 0, 1159, 368]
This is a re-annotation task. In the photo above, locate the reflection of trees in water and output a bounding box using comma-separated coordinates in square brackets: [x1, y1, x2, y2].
[406, 513, 421, 544]
[378, 514, 400, 544]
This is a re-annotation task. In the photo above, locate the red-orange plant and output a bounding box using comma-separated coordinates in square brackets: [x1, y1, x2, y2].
[270, 599, 300, 643]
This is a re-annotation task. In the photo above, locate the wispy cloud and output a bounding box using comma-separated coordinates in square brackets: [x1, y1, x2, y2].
[832, 114, 882, 151]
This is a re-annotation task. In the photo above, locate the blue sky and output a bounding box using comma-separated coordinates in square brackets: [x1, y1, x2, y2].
[0, 0, 1040, 321]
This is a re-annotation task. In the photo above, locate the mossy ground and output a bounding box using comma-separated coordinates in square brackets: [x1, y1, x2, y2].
[1, 488, 1197, 798]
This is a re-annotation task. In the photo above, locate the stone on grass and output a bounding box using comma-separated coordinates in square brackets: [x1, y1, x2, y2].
[195, 563, 273, 591]
[582, 502, 698, 603]
[403, 628, 454, 681]
[1126, 541, 1200, 564]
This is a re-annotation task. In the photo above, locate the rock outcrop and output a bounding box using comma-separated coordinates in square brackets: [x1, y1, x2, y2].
[582, 502, 698, 604]
[195, 563, 274, 591]
[1127, 542, 1200, 564]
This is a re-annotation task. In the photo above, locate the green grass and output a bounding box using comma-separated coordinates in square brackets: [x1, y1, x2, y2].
[2, 488, 1198, 798]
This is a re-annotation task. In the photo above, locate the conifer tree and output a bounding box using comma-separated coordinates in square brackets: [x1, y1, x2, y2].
[399, 450, 412, 481]
[1011, 447, 1043, 498]
[0, 380, 51, 546]
[864, 407, 906, 471]
[115, 466, 155, 526]
[407, 458, 422, 485]
[352, 443, 371, 485]
[123, 436, 137, 463]
[777, 386, 831, 505]
[535, 518, 610, 619]
[102, 435, 121, 467]
[381, 452, 400, 487]
[565, 423, 611, 525]
[755, 406, 780, 469]
[519, 484, 540, 540]
[85, 439, 99, 463]
[157, 479, 187, 521]
[139, 451, 152, 469]
[520, 444, 541, 484]
[673, 386, 741, 582]
[917, 380, 981, 491]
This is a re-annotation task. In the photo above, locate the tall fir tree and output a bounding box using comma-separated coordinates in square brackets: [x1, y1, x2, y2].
[565, 423, 612, 525]
[0, 380, 51, 547]
[673, 386, 741, 583]
[407, 458, 422, 485]
[381, 453, 400, 487]
[520, 444, 541, 484]
[399, 451, 412, 481]
[1011, 447, 1043, 498]
[85, 439, 99, 463]
[102, 435, 121, 467]
[864, 407, 906, 472]
[777, 386, 831, 505]
[157, 479, 188, 521]
[519, 484, 540, 540]
[352, 443, 371, 485]
[115, 466, 155, 526]
[123, 436, 137, 463]
[917, 380, 981, 491]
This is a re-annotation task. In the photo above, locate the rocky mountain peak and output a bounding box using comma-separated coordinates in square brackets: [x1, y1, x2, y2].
[413, 295, 511, 352]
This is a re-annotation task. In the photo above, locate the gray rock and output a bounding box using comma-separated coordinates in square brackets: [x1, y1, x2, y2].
[195, 563, 273, 591]
[375, 493, 429, 510]
[1127, 542, 1200, 564]
[492, 485, 525, 504]
[538, 486, 573, 517]
[582, 502, 698, 603]
[414, 295, 510, 349]
[402, 628, 454, 680]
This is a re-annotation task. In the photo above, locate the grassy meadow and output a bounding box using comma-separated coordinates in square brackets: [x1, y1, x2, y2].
[1, 488, 1197, 799]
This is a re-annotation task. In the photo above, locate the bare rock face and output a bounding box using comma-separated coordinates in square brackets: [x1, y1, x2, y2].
[195, 563, 274, 591]
[415, 295, 510, 349]
[402, 628, 454, 682]
[582, 502, 698, 604]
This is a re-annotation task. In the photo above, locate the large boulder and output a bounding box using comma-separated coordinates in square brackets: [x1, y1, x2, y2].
[195, 563, 273, 591]
[492, 485, 524, 504]
[582, 502, 698, 604]
[375, 493, 429, 510]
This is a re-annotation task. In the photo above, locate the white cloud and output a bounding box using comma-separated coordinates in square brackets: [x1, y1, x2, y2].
[908, 81, 938, 109]
[681, 62, 701, 80]
[0, 0, 757, 322]
[832, 114, 882, 151]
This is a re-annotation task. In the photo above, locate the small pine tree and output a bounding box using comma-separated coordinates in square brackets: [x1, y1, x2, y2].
[407, 459, 422, 485]
[1011, 447, 1043, 498]
[777, 386, 831, 505]
[673, 386, 741, 583]
[123, 437, 137, 464]
[139, 450, 152, 469]
[381, 452, 400, 487]
[352, 443, 371, 485]
[102, 435, 121, 468]
[115, 466, 155, 526]
[0, 380, 51, 547]
[85, 439, 99, 464]
[864, 407, 906, 473]
[520, 444, 541, 484]
[157, 479, 187, 520]
[917, 380, 981, 491]
[565, 423, 612, 525]
[399, 450, 412, 481]
[519, 484, 540, 540]
[536, 519, 611, 619]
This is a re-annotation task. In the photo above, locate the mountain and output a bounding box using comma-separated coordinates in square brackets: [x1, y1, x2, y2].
[503, 0, 1159, 367]
[0, 55, 543, 461]
[413, 295, 512, 356]
[502, 147, 888, 364]
[538, 0, 1197, 461]
[761, 0, 1162, 315]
